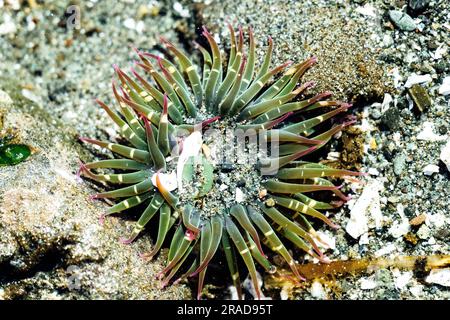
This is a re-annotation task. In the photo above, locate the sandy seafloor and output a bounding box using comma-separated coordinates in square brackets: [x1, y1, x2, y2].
[0, 0, 449, 300]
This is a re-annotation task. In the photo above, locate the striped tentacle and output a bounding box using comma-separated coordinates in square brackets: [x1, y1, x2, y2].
[224, 215, 261, 300]
[120, 192, 165, 244]
[214, 27, 244, 109]
[238, 82, 311, 121]
[202, 26, 223, 112]
[221, 226, 243, 300]
[228, 61, 292, 116]
[161, 37, 203, 106]
[79, 137, 151, 164]
[247, 206, 304, 280]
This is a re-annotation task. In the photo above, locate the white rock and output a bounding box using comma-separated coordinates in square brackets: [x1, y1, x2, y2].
[417, 121, 447, 142]
[368, 168, 380, 176]
[355, 4, 377, 17]
[326, 151, 340, 161]
[359, 232, 370, 245]
[388, 67, 403, 89]
[438, 77, 450, 95]
[375, 243, 396, 257]
[21, 88, 41, 105]
[315, 231, 336, 251]
[382, 34, 394, 48]
[388, 203, 410, 238]
[393, 270, 413, 290]
[0, 13, 16, 35]
[123, 18, 136, 30]
[310, 281, 326, 299]
[381, 93, 393, 113]
[280, 286, 290, 300]
[404, 73, 432, 88]
[426, 269, 450, 287]
[423, 164, 440, 176]
[410, 285, 423, 297]
[426, 212, 447, 229]
[173, 2, 190, 18]
[432, 44, 447, 60]
[235, 188, 246, 203]
[360, 277, 378, 290]
[346, 179, 384, 239]
[0, 89, 13, 106]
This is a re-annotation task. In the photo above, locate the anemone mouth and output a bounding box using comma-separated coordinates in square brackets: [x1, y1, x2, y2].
[78, 24, 363, 300]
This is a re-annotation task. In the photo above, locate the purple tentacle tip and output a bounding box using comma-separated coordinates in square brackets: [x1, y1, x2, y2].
[99, 213, 107, 225]
[119, 236, 134, 245]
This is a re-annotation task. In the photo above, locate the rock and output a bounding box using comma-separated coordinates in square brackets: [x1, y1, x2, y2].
[0, 85, 190, 299]
[426, 269, 450, 287]
[409, 214, 427, 226]
[389, 204, 410, 238]
[0, 13, 16, 35]
[408, 84, 432, 113]
[440, 141, 450, 172]
[404, 73, 432, 88]
[417, 121, 447, 142]
[380, 107, 401, 131]
[417, 224, 431, 240]
[310, 281, 327, 299]
[388, 10, 417, 31]
[355, 4, 378, 17]
[408, 0, 431, 16]
[393, 153, 407, 176]
[360, 277, 378, 290]
[422, 164, 439, 176]
[235, 187, 246, 203]
[438, 77, 450, 95]
[393, 270, 413, 290]
[346, 179, 384, 239]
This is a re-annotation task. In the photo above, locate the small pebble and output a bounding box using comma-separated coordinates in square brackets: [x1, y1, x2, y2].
[388, 10, 417, 31]
[438, 77, 450, 95]
[408, 84, 432, 113]
[409, 214, 427, 226]
[426, 269, 450, 287]
[422, 164, 439, 176]
[360, 277, 378, 290]
[404, 73, 432, 88]
[393, 153, 407, 175]
[310, 281, 326, 299]
[440, 141, 450, 172]
[417, 224, 431, 240]
[408, 0, 430, 15]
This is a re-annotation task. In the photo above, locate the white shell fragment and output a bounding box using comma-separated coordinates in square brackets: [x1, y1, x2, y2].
[235, 188, 246, 203]
[404, 73, 432, 88]
[426, 269, 450, 287]
[176, 131, 203, 192]
[438, 77, 450, 96]
[360, 277, 378, 290]
[310, 281, 327, 299]
[422, 164, 440, 176]
[345, 179, 384, 239]
[440, 141, 450, 172]
[389, 203, 410, 238]
[417, 121, 447, 142]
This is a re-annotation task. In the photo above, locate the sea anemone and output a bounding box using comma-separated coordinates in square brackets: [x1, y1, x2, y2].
[78, 25, 363, 299]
